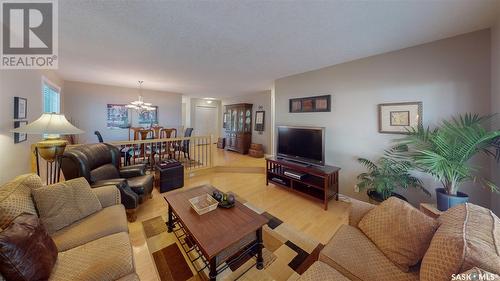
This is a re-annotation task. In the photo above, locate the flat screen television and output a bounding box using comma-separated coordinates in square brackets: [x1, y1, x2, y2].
[276, 126, 325, 166]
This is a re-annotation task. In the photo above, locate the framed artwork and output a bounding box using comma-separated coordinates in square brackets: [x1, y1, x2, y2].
[254, 111, 265, 131]
[289, 95, 331, 113]
[378, 102, 423, 134]
[14, 121, 28, 143]
[138, 106, 158, 124]
[14, 97, 27, 119]
[106, 104, 129, 129]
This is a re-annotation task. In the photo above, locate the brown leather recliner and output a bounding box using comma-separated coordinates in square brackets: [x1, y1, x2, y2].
[60, 143, 154, 221]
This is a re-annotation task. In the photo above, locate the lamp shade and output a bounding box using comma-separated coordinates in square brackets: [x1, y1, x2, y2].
[11, 113, 84, 135]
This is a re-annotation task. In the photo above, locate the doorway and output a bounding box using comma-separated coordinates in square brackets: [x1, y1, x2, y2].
[194, 106, 218, 141]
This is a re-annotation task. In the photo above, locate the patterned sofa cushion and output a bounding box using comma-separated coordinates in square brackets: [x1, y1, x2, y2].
[421, 203, 500, 281]
[297, 261, 350, 281]
[319, 224, 419, 281]
[0, 174, 43, 229]
[32, 177, 103, 234]
[51, 205, 128, 251]
[358, 197, 439, 271]
[49, 232, 135, 281]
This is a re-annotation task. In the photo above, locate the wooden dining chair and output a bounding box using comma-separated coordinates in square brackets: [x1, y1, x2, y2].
[130, 127, 144, 141]
[151, 126, 163, 139]
[157, 128, 178, 159]
[174, 128, 193, 160]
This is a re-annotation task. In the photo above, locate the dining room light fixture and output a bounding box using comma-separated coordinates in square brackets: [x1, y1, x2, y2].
[126, 81, 156, 111]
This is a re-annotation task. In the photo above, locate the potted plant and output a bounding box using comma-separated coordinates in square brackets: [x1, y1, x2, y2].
[356, 157, 429, 204]
[395, 113, 500, 211]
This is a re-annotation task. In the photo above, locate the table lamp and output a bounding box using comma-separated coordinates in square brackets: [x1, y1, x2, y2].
[11, 113, 84, 181]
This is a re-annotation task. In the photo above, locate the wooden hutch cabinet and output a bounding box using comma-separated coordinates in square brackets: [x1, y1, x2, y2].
[224, 103, 253, 154]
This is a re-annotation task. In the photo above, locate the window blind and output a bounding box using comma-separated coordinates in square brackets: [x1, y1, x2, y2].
[43, 82, 60, 114]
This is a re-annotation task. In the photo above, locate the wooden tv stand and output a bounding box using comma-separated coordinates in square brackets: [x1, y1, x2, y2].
[265, 157, 340, 210]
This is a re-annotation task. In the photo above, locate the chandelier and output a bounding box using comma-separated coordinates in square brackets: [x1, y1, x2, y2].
[126, 81, 155, 111]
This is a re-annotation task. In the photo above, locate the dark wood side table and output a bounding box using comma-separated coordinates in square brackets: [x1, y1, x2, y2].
[164, 185, 269, 281]
[266, 157, 340, 210]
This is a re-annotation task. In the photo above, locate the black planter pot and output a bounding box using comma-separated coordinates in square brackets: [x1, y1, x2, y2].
[435, 188, 469, 211]
[367, 189, 408, 205]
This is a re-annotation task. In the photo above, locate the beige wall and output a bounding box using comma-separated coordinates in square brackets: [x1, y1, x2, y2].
[0, 70, 64, 184]
[491, 18, 500, 215]
[63, 81, 182, 143]
[275, 30, 492, 208]
[222, 91, 272, 153]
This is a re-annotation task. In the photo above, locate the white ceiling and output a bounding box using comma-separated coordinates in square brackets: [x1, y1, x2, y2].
[58, 0, 500, 98]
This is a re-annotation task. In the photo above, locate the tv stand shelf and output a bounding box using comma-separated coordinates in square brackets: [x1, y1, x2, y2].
[266, 157, 340, 210]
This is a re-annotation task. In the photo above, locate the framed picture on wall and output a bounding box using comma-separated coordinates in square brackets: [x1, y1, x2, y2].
[254, 111, 265, 131]
[289, 95, 331, 113]
[14, 121, 28, 143]
[138, 106, 158, 124]
[378, 102, 423, 134]
[14, 97, 27, 119]
[106, 104, 129, 129]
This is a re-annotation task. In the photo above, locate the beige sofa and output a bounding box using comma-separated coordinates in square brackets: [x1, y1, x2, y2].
[0, 174, 139, 281]
[299, 197, 500, 281]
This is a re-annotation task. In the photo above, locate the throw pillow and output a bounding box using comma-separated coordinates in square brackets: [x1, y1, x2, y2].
[32, 177, 102, 234]
[0, 174, 43, 229]
[0, 213, 58, 281]
[420, 203, 500, 281]
[358, 197, 439, 272]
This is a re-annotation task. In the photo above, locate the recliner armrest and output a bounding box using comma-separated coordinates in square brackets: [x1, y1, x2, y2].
[92, 179, 139, 210]
[120, 164, 146, 178]
[92, 178, 127, 189]
[92, 185, 121, 208]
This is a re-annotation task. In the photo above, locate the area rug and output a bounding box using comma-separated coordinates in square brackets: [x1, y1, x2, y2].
[153, 243, 194, 281]
[142, 202, 323, 281]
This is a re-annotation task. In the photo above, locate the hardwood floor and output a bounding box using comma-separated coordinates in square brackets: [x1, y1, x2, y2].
[129, 148, 350, 281]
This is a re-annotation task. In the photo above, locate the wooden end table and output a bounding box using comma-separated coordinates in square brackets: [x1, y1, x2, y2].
[164, 185, 269, 281]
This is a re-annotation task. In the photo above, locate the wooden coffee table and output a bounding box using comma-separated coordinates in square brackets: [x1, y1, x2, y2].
[164, 185, 269, 281]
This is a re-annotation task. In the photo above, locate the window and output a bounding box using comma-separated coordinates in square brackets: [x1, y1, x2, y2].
[42, 77, 60, 113]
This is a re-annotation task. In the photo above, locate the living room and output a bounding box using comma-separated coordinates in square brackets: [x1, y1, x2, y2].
[1, 1, 500, 281]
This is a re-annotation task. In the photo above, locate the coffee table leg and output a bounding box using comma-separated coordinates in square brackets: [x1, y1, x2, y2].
[256, 227, 264, 270]
[167, 204, 174, 233]
[209, 258, 217, 281]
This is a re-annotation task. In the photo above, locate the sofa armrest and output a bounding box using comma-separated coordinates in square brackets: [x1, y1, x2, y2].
[340, 196, 376, 227]
[120, 164, 146, 178]
[92, 185, 121, 208]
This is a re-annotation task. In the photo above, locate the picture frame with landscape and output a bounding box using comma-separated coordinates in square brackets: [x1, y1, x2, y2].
[138, 106, 158, 124]
[378, 102, 422, 134]
[107, 104, 129, 129]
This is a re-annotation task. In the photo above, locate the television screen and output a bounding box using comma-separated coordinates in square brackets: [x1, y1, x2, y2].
[277, 126, 325, 165]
